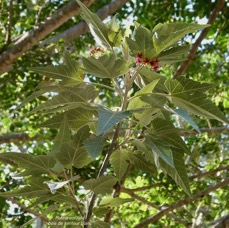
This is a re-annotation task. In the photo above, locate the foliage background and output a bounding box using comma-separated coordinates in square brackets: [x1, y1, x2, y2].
[0, 0, 228, 227]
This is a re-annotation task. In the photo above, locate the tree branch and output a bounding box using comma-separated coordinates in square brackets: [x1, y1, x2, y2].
[0, 133, 38, 144]
[121, 187, 159, 209]
[121, 187, 191, 226]
[6, 0, 13, 45]
[207, 214, 229, 227]
[121, 184, 162, 192]
[41, 0, 130, 45]
[135, 178, 229, 227]
[104, 164, 132, 223]
[190, 165, 229, 180]
[3, 196, 49, 222]
[0, 0, 95, 75]
[1, 126, 228, 144]
[173, 0, 225, 79]
[183, 127, 229, 136]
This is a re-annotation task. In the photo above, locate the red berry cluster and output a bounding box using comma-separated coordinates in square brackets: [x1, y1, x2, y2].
[90, 47, 105, 56]
[136, 53, 160, 71]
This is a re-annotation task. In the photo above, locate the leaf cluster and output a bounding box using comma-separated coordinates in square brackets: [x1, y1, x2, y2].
[1, 1, 228, 226]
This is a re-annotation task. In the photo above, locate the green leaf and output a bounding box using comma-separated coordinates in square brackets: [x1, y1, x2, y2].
[0, 153, 56, 176]
[158, 45, 190, 65]
[134, 108, 159, 125]
[82, 54, 130, 79]
[73, 125, 91, 147]
[126, 24, 155, 58]
[29, 55, 84, 85]
[42, 108, 95, 129]
[93, 207, 110, 218]
[51, 115, 71, 155]
[83, 176, 118, 195]
[0, 178, 49, 198]
[166, 77, 214, 94]
[159, 149, 190, 195]
[76, 0, 111, 49]
[49, 115, 71, 173]
[153, 23, 210, 53]
[145, 136, 174, 167]
[150, 118, 191, 155]
[165, 79, 229, 124]
[108, 15, 124, 46]
[128, 79, 160, 110]
[30, 86, 97, 114]
[85, 136, 107, 159]
[140, 94, 167, 109]
[131, 153, 157, 174]
[172, 109, 200, 133]
[110, 150, 131, 180]
[139, 67, 167, 92]
[29, 193, 76, 208]
[97, 106, 130, 135]
[56, 142, 92, 169]
[17, 81, 63, 109]
[100, 196, 134, 207]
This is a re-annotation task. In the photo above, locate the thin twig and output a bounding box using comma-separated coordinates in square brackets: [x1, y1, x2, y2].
[190, 165, 229, 180]
[84, 123, 121, 227]
[63, 170, 84, 217]
[173, 0, 225, 78]
[122, 184, 162, 192]
[121, 187, 159, 209]
[122, 188, 190, 226]
[135, 178, 229, 227]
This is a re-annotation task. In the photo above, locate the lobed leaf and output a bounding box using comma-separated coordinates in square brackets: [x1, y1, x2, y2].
[150, 118, 191, 155]
[126, 24, 156, 58]
[158, 45, 190, 65]
[128, 79, 160, 111]
[85, 136, 108, 159]
[152, 23, 210, 53]
[159, 149, 190, 195]
[172, 108, 200, 133]
[73, 125, 91, 147]
[110, 150, 131, 180]
[82, 54, 130, 79]
[131, 153, 157, 174]
[30, 55, 84, 85]
[0, 178, 49, 198]
[30, 86, 97, 114]
[56, 142, 92, 169]
[165, 79, 229, 124]
[0, 152, 56, 176]
[42, 108, 96, 129]
[76, 0, 111, 49]
[83, 176, 118, 195]
[51, 115, 71, 155]
[97, 106, 130, 135]
[145, 136, 174, 167]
